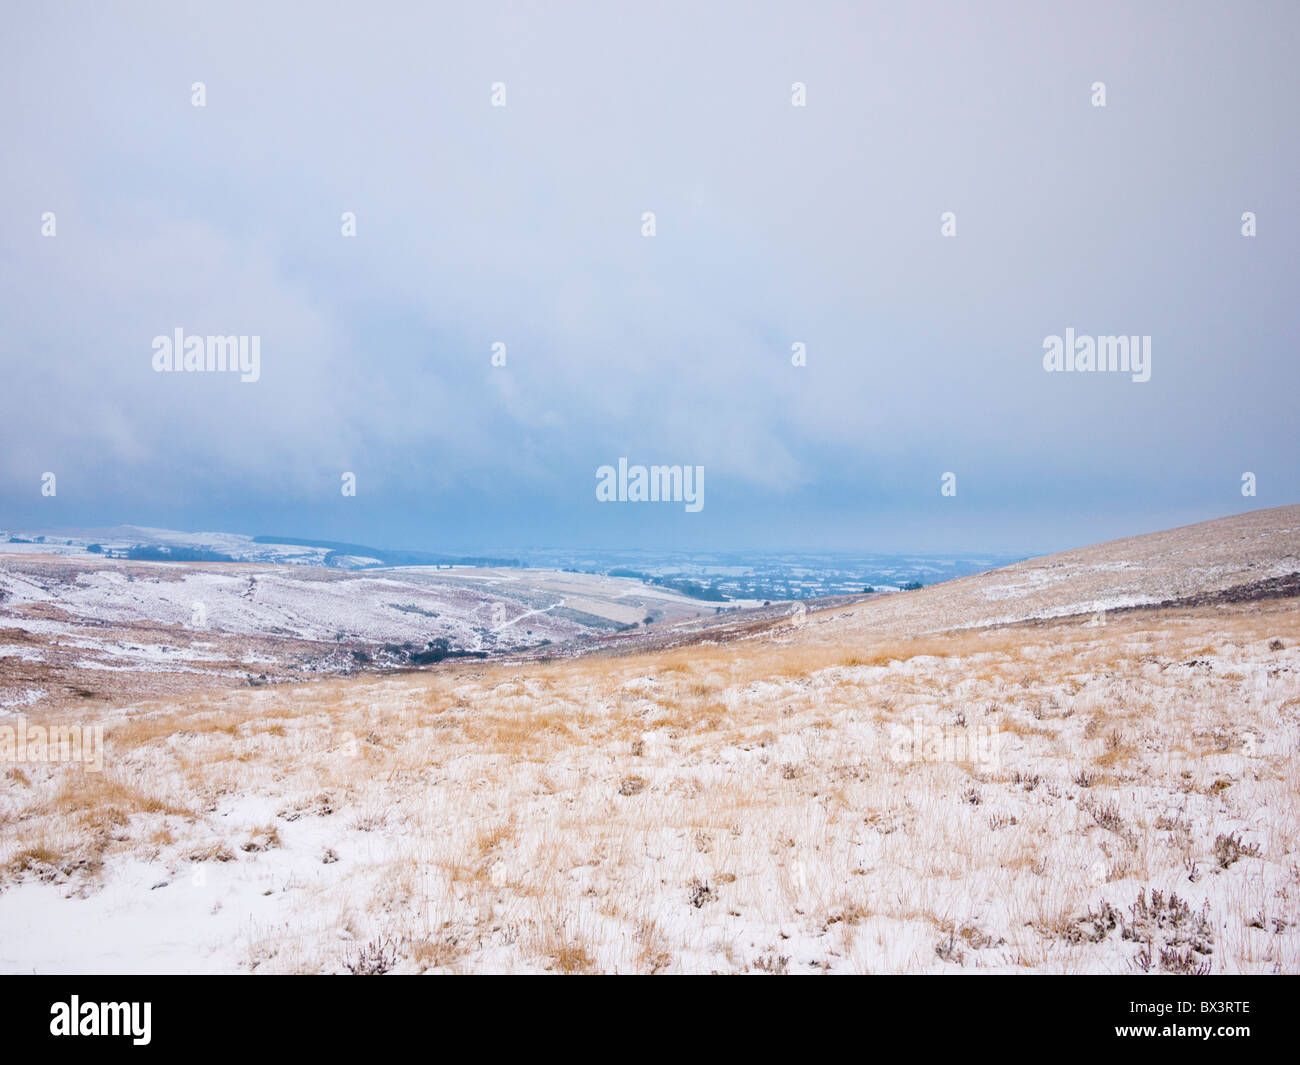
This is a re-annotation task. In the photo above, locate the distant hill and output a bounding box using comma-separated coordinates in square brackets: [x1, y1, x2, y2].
[798, 504, 1300, 643]
[251, 536, 519, 569]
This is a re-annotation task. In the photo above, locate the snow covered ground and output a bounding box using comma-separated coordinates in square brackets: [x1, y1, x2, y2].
[0, 553, 733, 712]
[1, 506, 1298, 973]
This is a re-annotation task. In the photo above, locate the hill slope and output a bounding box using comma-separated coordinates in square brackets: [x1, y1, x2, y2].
[808, 503, 1300, 639]
[1, 507, 1297, 974]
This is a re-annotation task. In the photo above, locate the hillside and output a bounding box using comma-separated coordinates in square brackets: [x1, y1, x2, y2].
[1, 507, 1297, 974]
[0, 555, 733, 712]
[780, 504, 1300, 641]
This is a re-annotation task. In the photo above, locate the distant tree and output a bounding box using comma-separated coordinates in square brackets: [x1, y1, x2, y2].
[86, 543, 103, 554]
[125, 544, 235, 563]
[862, 585, 874, 593]
[900, 580, 923, 591]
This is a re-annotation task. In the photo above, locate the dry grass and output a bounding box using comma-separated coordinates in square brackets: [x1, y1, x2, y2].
[1, 595, 1298, 972]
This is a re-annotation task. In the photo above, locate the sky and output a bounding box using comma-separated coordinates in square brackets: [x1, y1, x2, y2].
[1, 0, 1297, 555]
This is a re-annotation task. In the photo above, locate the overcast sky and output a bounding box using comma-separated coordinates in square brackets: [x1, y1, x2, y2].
[1, 0, 1297, 554]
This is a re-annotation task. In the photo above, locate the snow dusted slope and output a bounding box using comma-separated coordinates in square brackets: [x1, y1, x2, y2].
[810, 505, 1300, 640]
[0, 555, 727, 710]
[0, 561, 706, 644]
[1, 506, 1297, 974]
[0, 527, 334, 565]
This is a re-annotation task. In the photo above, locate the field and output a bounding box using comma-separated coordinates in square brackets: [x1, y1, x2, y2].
[1, 507, 1298, 973]
[0, 555, 730, 712]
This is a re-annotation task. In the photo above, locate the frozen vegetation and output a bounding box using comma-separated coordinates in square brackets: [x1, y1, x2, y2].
[0, 506, 1297, 973]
